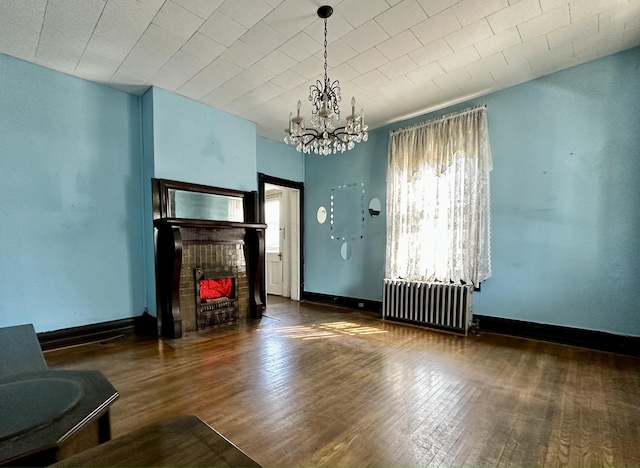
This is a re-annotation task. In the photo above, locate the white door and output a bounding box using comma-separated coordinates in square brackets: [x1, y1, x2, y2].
[265, 192, 284, 296]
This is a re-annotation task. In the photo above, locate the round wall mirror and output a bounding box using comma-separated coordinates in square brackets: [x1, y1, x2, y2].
[317, 206, 327, 224]
[340, 242, 352, 261]
[368, 198, 382, 217]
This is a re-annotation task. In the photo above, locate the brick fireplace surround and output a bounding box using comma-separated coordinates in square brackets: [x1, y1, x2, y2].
[180, 237, 247, 332]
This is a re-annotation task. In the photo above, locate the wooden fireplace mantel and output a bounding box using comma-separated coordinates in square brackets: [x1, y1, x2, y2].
[155, 219, 267, 230]
[152, 179, 267, 339]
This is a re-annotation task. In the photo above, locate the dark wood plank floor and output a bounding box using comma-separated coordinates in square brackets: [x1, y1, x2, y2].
[44, 297, 640, 467]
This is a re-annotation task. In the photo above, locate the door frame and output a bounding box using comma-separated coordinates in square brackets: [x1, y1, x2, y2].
[258, 173, 304, 301]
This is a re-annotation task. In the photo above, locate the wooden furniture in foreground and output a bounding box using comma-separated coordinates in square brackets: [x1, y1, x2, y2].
[0, 324, 118, 467]
[0, 324, 48, 378]
[0, 370, 118, 467]
[52, 415, 261, 467]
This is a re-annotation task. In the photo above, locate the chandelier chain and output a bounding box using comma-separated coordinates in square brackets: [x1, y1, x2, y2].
[323, 18, 328, 86]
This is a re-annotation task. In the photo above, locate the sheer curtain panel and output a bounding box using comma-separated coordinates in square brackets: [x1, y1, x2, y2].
[386, 106, 493, 286]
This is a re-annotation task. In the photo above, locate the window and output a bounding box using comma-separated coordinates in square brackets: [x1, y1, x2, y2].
[386, 106, 492, 286]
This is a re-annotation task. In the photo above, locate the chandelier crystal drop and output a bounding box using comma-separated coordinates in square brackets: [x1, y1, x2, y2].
[284, 5, 368, 156]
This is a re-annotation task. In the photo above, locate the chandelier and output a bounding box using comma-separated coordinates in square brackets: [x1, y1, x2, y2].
[284, 5, 368, 155]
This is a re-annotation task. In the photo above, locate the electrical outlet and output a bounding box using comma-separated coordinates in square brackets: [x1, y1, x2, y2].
[358, 302, 364, 308]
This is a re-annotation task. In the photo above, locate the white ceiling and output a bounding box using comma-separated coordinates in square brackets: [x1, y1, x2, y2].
[1, 0, 639, 141]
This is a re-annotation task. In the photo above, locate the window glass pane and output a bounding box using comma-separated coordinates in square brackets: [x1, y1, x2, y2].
[265, 200, 280, 253]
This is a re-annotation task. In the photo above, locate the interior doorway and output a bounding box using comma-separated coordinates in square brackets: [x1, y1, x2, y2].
[265, 187, 284, 296]
[258, 174, 303, 301]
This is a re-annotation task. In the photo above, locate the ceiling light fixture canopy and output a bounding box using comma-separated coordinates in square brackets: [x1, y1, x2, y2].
[284, 5, 368, 155]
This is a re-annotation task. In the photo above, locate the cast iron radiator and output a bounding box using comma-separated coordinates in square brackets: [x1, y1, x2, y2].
[382, 279, 473, 335]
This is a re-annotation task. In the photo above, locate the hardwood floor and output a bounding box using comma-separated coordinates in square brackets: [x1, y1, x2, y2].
[44, 297, 640, 467]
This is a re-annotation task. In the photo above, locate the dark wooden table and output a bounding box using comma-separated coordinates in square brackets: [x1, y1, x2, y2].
[0, 370, 118, 467]
[52, 415, 261, 467]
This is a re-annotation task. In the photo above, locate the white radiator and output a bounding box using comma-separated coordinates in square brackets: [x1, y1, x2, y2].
[382, 279, 474, 335]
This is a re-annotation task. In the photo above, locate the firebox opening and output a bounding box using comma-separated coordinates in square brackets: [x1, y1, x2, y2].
[195, 268, 239, 330]
[199, 278, 233, 301]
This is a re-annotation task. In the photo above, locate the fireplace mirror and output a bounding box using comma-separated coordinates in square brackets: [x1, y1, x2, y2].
[168, 189, 244, 222]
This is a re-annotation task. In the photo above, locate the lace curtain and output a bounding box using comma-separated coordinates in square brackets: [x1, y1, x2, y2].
[386, 106, 493, 286]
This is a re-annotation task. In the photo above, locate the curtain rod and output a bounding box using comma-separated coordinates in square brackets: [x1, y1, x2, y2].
[390, 104, 487, 136]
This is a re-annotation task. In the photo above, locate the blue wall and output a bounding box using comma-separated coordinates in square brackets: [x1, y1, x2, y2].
[256, 136, 304, 182]
[304, 133, 388, 301]
[150, 87, 257, 191]
[0, 54, 145, 333]
[303, 47, 640, 336]
[141, 89, 157, 317]
[2, 45, 637, 337]
[140, 88, 259, 317]
[0, 68, 261, 330]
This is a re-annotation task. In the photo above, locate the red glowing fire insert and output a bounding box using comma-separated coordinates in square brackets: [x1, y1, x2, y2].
[199, 278, 233, 301]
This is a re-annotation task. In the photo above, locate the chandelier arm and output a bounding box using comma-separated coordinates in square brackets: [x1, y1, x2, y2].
[287, 129, 322, 139]
[332, 133, 352, 144]
[331, 127, 351, 136]
[299, 130, 321, 138]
